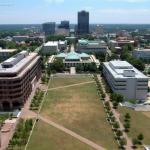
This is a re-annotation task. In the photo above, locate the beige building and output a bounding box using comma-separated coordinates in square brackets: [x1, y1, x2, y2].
[0, 51, 41, 110]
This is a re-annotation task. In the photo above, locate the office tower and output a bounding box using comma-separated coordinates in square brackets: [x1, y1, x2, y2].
[59, 21, 70, 29]
[42, 22, 56, 35]
[77, 10, 89, 35]
[0, 51, 41, 110]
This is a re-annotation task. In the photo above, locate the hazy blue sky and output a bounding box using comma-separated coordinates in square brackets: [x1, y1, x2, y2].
[0, 0, 150, 24]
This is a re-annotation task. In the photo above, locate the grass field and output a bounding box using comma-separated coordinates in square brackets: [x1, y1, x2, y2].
[28, 121, 95, 150]
[49, 75, 93, 89]
[119, 107, 150, 145]
[39, 76, 118, 150]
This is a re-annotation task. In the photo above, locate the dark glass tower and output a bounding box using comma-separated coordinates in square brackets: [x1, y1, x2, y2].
[42, 22, 56, 35]
[59, 21, 70, 29]
[78, 10, 89, 35]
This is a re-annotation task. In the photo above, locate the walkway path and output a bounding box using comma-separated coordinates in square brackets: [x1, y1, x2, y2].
[24, 77, 106, 150]
[97, 75, 133, 150]
[31, 111, 106, 150]
[48, 81, 95, 91]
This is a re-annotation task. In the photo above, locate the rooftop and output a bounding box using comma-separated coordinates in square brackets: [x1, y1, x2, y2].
[0, 51, 38, 75]
[134, 48, 150, 52]
[56, 52, 90, 60]
[0, 48, 17, 52]
[44, 41, 58, 46]
[104, 60, 148, 79]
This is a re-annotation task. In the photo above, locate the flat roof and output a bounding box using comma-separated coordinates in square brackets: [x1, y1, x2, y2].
[104, 60, 148, 79]
[0, 51, 38, 75]
[0, 49, 17, 52]
[44, 41, 58, 46]
[134, 49, 150, 52]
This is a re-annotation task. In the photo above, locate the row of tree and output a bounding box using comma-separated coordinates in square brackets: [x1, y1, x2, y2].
[8, 119, 33, 150]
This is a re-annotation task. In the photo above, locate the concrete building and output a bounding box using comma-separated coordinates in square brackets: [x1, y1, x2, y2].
[41, 41, 67, 55]
[133, 49, 150, 60]
[103, 60, 148, 101]
[13, 36, 29, 42]
[0, 51, 41, 110]
[42, 22, 56, 35]
[0, 48, 18, 61]
[77, 39, 108, 54]
[48, 51, 100, 67]
[77, 10, 89, 35]
[109, 40, 135, 48]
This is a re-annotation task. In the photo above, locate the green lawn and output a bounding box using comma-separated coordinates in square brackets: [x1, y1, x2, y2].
[119, 107, 150, 145]
[40, 76, 118, 150]
[28, 121, 95, 150]
[49, 75, 93, 89]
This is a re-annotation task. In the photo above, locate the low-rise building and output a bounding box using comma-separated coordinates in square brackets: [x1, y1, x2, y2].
[48, 51, 100, 67]
[0, 48, 18, 61]
[13, 36, 29, 42]
[0, 51, 41, 110]
[133, 49, 150, 60]
[103, 60, 148, 101]
[109, 40, 135, 48]
[41, 41, 67, 55]
[77, 39, 108, 54]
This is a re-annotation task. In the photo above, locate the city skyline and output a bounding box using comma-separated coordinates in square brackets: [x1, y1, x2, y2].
[0, 0, 150, 24]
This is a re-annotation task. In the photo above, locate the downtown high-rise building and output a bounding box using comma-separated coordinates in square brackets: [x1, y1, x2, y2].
[77, 10, 89, 35]
[59, 21, 70, 29]
[42, 22, 56, 36]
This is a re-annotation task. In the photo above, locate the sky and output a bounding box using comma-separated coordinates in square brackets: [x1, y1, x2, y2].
[0, 0, 150, 24]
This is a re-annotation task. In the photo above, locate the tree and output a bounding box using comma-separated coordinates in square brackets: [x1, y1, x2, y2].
[50, 58, 65, 72]
[119, 138, 127, 148]
[132, 138, 139, 148]
[113, 122, 120, 130]
[124, 122, 130, 132]
[137, 133, 144, 145]
[124, 113, 131, 122]
[116, 130, 123, 138]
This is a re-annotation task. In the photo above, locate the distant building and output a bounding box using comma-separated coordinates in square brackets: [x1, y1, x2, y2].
[0, 48, 17, 61]
[77, 10, 89, 35]
[133, 49, 150, 60]
[41, 41, 67, 55]
[48, 51, 100, 67]
[13, 36, 29, 42]
[42, 22, 56, 35]
[56, 28, 69, 36]
[103, 60, 148, 101]
[77, 39, 108, 54]
[109, 40, 135, 48]
[0, 51, 41, 110]
[59, 21, 70, 29]
[117, 30, 130, 37]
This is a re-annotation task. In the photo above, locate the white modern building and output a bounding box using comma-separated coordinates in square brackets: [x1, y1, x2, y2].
[133, 49, 150, 60]
[77, 39, 108, 54]
[48, 51, 100, 67]
[0, 48, 18, 61]
[41, 41, 67, 55]
[103, 60, 148, 101]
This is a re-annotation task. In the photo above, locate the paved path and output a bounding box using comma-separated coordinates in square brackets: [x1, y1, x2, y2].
[70, 44, 75, 52]
[48, 81, 95, 91]
[97, 75, 133, 150]
[24, 77, 106, 150]
[37, 114, 105, 150]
